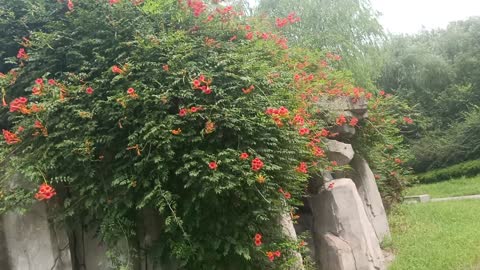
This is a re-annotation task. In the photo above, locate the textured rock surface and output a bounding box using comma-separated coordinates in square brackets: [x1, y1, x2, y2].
[325, 140, 355, 166]
[2, 202, 72, 270]
[329, 124, 356, 138]
[309, 178, 385, 270]
[0, 216, 11, 269]
[317, 96, 368, 119]
[74, 229, 112, 270]
[279, 214, 305, 270]
[350, 156, 391, 242]
[319, 233, 356, 270]
[293, 212, 316, 259]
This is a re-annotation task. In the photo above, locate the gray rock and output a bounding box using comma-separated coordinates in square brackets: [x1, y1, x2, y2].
[2, 202, 72, 270]
[350, 156, 391, 242]
[404, 194, 431, 204]
[279, 214, 305, 270]
[293, 213, 316, 260]
[0, 216, 11, 269]
[329, 125, 356, 139]
[319, 233, 356, 270]
[317, 96, 368, 119]
[309, 179, 385, 270]
[325, 140, 355, 166]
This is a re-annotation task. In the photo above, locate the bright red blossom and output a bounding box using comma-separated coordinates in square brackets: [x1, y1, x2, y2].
[275, 12, 300, 28]
[34, 120, 44, 129]
[403, 116, 414, 124]
[127, 88, 138, 98]
[67, 0, 74, 11]
[17, 48, 28, 60]
[336, 115, 347, 126]
[179, 108, 188, 117]
[86, 87, 94, 95]
[187, 0, 207, 17]
[251, 157, 264, 171]
[32, 87, 41, 96]
[296, 162, 308, 174]
[35, 183, 56, 201]
[327, 182, 335, 190]
[320, 128, 330, 137]
[2, 129, 21, 145]
[299, 128, 310, 136]
[242, 85, 254, 94]
[240, 152, 249, 160]
[209, 161, 218, 170]
[111, 65, 123, 74]
[9, 97, 28, 114]
[349, 117, 359, 126]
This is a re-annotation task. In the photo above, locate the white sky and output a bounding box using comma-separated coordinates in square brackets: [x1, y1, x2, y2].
[248, 0, 480, 34]
[370, 0, 480, 33]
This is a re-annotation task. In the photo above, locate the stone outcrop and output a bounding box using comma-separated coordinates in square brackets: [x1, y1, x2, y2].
[350, 155, 391, 242]
[318, 96, 368, 138]
[279, 213, 305, 270]
[325, 140, 355, 166]
[319, 233, 356, 270]
[0, 94, 392, 270]
[1, 202, 72, 270]
[309, 179, 385, 270]
[317, 96, 368, 120]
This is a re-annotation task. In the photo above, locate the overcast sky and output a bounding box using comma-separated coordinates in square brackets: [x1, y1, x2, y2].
[247, 0, 480, 34]
[371, 0, 480, 33]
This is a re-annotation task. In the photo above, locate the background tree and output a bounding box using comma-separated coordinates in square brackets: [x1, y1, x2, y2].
[379, 17, 480, 172]
[256, 0, 385, 87]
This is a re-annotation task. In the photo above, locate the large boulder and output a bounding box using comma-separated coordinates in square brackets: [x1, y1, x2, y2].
[1, 202, 72, 270]
[317, 96, 368, 119]
[350, 155, 391, 242]
[279, 214, 304, 270]
[325, 140, 355, 166]
[319, 233, 356, 270]
[309, 178, 385, 270]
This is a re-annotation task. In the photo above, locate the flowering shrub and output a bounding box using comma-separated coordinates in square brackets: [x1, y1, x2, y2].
[0, 0, 411, 268]
[353, 93, 414, 207]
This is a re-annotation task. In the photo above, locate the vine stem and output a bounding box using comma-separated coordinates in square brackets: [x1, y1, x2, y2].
[160, 192, 192, 247]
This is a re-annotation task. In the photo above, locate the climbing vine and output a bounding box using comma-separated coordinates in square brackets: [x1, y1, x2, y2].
[0, 0, 412, 269]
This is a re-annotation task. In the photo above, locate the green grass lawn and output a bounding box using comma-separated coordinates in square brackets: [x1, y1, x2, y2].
[405, 175, 480, 198]
[389, 200, 480, 270]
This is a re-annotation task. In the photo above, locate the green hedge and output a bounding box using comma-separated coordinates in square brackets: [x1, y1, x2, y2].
[417, 159, 480, 183]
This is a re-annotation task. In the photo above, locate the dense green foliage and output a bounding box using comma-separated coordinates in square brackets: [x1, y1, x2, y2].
[415, 159, 480, 184]
[379, 17, 480, 172]
[353, 94, 415, 206]
[0, 0, 316, 268]
[0, 0, 412, 269]
[256, 0, 385, 87]
[389, 200, 480, 270]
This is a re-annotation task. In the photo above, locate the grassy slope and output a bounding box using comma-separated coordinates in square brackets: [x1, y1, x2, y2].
[405, 176, 480, 198]
[389, 200, 480, 270]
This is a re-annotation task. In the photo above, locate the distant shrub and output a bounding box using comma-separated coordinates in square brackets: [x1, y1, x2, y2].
[417, 159, 480, 183]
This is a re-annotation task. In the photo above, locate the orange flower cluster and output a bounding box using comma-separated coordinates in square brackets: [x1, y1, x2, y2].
[35, 183, 56, 201]
[2, 129, 21, 145]
[192, 75, 212, 94]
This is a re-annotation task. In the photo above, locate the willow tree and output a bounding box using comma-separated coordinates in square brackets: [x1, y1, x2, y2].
[256, 0, 385, 87]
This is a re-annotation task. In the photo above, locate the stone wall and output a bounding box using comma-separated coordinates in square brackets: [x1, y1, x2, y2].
[0, 96, 392, 270]
[1, 202, 71, 270]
